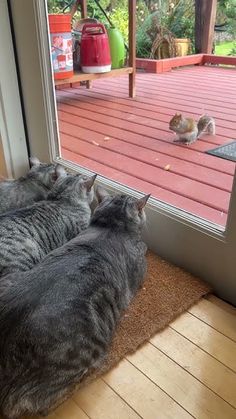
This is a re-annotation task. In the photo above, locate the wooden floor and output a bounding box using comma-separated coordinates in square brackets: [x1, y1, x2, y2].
[42, 295, 236, 419]
[57, 65, 236, 227]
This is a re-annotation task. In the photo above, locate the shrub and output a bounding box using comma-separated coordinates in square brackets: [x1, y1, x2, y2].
[136, 1, 195, 58]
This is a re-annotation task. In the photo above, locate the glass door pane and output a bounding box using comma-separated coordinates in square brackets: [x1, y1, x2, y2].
[57, 66, 236, 229]
[46, 1, 236, 230]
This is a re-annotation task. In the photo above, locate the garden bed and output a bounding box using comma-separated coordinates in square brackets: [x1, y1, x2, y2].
[136, 54, 236, 73]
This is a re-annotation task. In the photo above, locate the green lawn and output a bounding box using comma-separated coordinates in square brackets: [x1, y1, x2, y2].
[215, 41, 236, 56]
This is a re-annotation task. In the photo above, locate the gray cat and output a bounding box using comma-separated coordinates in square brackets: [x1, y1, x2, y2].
[0, 157, 59, 215]
[0, 169, 96, 277]
[0, 188, 150, 419]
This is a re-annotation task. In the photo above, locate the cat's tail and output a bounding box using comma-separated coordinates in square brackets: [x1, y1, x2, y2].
[197, 114, 216, 137]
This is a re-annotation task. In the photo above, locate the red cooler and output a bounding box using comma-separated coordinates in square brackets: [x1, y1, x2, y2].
[80, 23, 111, 73]
[48, 14, 73, 80]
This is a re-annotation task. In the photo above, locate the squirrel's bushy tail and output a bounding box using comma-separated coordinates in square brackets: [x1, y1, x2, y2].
[197, 114, 216, 137]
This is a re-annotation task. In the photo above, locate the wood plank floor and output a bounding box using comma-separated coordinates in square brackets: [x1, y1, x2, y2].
[41, 295, 235, 419]
[57, 66, 236, 227]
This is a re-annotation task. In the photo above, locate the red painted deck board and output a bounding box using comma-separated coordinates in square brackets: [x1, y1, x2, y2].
[58, 104, 230, 148]
[57, 66, 236, 227]
[63, 148, 228, 226]
[58, 96, 234, 152]
[60, 81, 235, 123]
[93, 82, 236, 118]
[96, 78, 236, 110]
[59, 121, 232, 192]
[61, 133, 230, 212]
[90, 80, 236, 120]
[58, 89, 236, 131]
[58, 109, 233, 175]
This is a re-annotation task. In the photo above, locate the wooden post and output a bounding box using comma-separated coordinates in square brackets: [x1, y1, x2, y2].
[70, 0, 79, 17]
[78, 1, 91, 88]
[70, 0, 87, 19]
[128, 0, 136, 98]
[195, 0, 217, 54]
[80, 0, 87, 19]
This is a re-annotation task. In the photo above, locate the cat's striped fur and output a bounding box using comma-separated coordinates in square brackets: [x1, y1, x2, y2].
[0, 172, 96, 277]
[0, 188, 149, 418]
[0, 157, 58, 215]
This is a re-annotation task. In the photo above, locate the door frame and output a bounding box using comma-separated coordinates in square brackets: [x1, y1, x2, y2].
[0, 0, 29, 178]
[8, 0, 236, 304]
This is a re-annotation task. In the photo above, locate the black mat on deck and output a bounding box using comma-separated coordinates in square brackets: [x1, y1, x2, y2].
[206, 141, 236, 162]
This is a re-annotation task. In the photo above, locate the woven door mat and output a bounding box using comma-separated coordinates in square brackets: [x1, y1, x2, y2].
[206, 141, 236, 162]
[80, 250, 211, 387]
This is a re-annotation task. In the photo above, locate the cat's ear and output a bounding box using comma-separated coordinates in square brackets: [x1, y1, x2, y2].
[29, 157, 40, 167]
[83, 174, 97, 192]
[136, 194, 151, 211]
[96, 186, 110, 203]
[55, 164, 67, 179]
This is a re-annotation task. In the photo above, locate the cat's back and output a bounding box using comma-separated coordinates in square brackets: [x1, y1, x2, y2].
[0, 178, 46, 214]
[1, 222, 144, 305]
[0, 232, 115, 348]
[0, 199, 58, 226]
[0, 190, 94, 277]
[0, 224, 145, 338]
[35, 224, 146, 306]
[0, 200, 71, 276]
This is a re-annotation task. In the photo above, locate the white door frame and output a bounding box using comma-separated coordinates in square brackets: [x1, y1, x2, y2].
[0, 0, 29, 178]
[8, 0, 236, 304]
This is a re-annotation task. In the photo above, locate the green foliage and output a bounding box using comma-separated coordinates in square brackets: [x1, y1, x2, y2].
[47, 0, 66, 13]
[161, 0, 195, 40]
[47, 1, 129, 42]
[88, 1, 150, 45]
[136, 11, 157, 58]
[87, 0, 111, 20]
[136, 1, 150, 26]
[106, 7, 129, 43]
[136, 1, 195, 58]
[136, 28, 152, 58]
[47, 0, 195, 49]
[217, 0, 236, 36]
[215, 41, 236, 55]
[229, 42, 236, 55]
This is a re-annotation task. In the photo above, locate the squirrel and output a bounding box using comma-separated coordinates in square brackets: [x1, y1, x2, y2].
[169, 113, 216, 144]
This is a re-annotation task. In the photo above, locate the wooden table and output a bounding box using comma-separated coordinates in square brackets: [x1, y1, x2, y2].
[54, 0, 136, 98]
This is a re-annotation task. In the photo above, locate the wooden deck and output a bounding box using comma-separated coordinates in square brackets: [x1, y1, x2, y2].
[57, 65, 236, 226]
[44, 295, 236, 419]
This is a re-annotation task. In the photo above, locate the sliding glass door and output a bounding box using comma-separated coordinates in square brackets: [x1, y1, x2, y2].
[6, 0, 236, 304]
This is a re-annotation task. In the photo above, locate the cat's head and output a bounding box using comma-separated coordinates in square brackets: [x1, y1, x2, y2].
[47, 171, 97, 205]
[91, 187, 150, 231]
[28, 157, 66, 188]
[169, 113, 183, 131]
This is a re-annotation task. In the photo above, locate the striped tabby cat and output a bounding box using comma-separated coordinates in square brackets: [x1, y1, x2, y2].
[0, 169, 96, 277]
[0, 157, 58, 214]
[0, 188, 149, 418]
